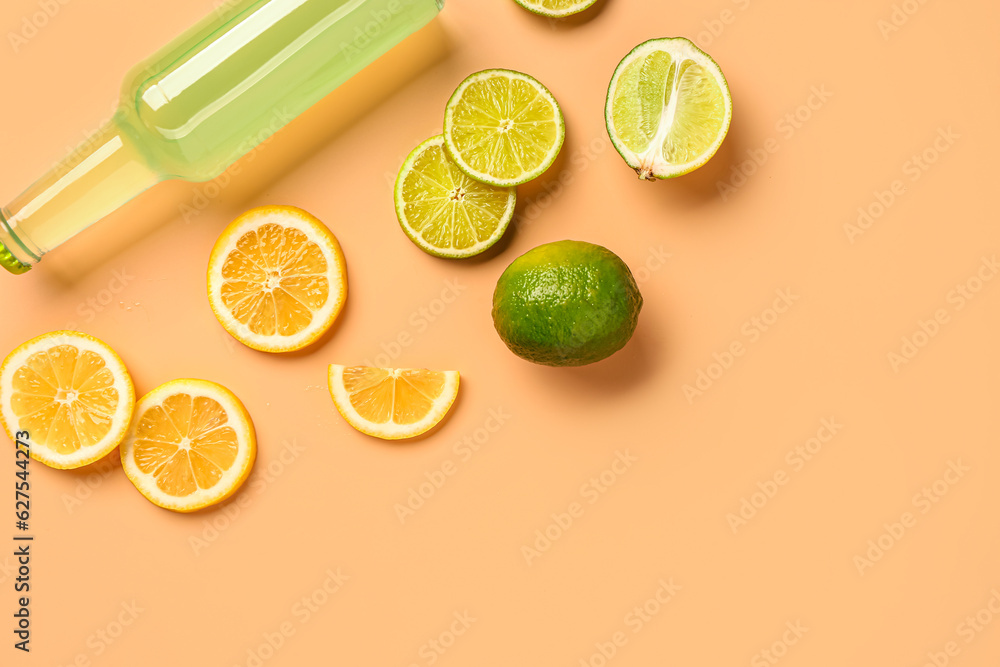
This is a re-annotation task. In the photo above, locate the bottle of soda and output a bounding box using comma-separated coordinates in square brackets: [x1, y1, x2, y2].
[0, 0, 444, 274]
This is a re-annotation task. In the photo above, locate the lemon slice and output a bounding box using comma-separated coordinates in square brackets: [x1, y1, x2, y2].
[0, 331, 134, 469]
[395, 135, 517, 258]
[328, 364, 459, 440]
[606, 37, 732, 180]
[444, 69, 565, 187]
[514, 0, 598, 17]
[207, 205, 348, 353]
[120, 379, 256, 512]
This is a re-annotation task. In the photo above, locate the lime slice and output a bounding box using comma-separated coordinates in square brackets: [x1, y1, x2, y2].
[513, 0, 598, 18]
[444, 69, 565, 188]
[605, 37, 732, 180]
[394, 136, 517, 258]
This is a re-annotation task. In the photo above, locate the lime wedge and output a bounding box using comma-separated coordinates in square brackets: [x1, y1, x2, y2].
[444, 69, 565, 188]
[606, 37, 732, 180]
[394, 136, 517, 258]
[514, 0, 598, 17]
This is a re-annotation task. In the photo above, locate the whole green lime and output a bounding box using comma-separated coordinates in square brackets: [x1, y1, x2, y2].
[492, 240, 643, 367]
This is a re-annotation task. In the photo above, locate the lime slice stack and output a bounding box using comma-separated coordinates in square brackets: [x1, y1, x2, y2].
[393, 68, 565, 259]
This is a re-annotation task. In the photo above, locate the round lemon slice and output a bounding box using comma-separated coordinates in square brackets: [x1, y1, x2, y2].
[207, 205, 348, 353]
[0, 331, 134, 469]
[328, 364, 459, 440]
[120, 379, 256, 512]
[606, 37, 732, 180]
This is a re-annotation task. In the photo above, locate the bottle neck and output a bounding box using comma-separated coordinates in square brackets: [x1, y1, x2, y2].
[0, 115, 161, 273]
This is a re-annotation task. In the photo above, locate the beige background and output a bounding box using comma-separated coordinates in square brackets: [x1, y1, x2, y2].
[2, 0, 999, 665]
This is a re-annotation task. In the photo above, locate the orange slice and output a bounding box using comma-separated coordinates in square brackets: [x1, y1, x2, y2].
[207, 205, 347, 352]
[120, 379, 256, 512]
[0, 331, 134, 469]
[328, 365, 459, 440]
